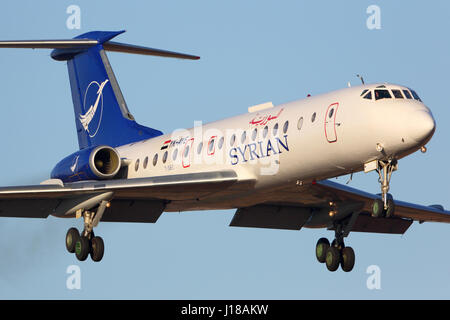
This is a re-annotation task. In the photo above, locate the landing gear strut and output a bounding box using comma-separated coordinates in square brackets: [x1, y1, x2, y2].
[65, 200, 108, 262]
[315, 224, 355, 272]
[371, 159, 397, 218]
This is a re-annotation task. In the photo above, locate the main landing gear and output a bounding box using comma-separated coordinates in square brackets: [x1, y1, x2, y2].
[371, 159, 397, 218]
[315, 224, 355, 272]
[65, 200, 109, 262]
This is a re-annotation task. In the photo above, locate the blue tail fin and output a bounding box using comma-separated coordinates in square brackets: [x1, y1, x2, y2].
[55, 30, 163, 149]
[0, 30, 199, 149]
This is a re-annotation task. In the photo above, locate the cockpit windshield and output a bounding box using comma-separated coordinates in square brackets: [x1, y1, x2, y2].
[410, 89, 422, 102]
[363, 91, 372, 99]
[360, 86, 423, 102]
[403, 90, 412, 99]
[374, 89, 391, 100]
[391, 89, 404, 99]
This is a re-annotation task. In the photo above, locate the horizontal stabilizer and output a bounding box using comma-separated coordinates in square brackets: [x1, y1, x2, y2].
[103, 41, 200, 60]
[0, 39, 97, 49]
[0, 33, 199, 60]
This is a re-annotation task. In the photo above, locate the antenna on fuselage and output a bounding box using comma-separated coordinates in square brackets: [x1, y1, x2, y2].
[356, 74, 365, 85]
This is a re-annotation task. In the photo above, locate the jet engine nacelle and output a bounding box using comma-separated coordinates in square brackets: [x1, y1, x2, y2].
[51, 145, 121, 182]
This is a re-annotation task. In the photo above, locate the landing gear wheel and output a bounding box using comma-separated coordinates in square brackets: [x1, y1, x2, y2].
[75, 236, 90, 261]
[325, 246, 341, 272]
[341, 247, 355, 272]
[90, 236, 105, 262]
[371, 199, 384, 218]
[385, 198, 395, 218]
[316, 238, 330, 263]
[66, 228, 80, 253]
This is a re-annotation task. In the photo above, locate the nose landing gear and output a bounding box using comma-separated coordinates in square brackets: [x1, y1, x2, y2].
[371, 159, 397, 218]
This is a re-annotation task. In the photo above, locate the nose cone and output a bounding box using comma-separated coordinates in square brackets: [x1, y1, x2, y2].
[408, 110, 436, 144]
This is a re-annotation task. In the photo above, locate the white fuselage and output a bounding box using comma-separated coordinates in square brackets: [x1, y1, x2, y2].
[116, 83, 435, 211]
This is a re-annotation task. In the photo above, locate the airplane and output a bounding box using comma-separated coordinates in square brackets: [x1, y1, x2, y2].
[0, 30, 448, 273]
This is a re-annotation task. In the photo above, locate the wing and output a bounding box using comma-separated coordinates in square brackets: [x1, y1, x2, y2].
[315, 180, 450, 224]
[229, 179, 450, 234]
[0, 170, 249, 222]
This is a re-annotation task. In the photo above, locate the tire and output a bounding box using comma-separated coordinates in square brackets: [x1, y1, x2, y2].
[315, 238, 330, 263]
[341, 247, 355, 272]
[65, 228, 80, 253]
[371, 199, 384, 218]
[325, 246, 340, 272]
[75, 236, 90, 261]
[385, 198, 395, 218]
[90, 236, 105, 262]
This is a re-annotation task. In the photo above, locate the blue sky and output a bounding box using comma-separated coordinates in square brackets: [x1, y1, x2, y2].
[0, 0, 449, 299]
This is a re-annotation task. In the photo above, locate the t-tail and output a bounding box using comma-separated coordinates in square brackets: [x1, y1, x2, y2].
[0, 30, 199, 149]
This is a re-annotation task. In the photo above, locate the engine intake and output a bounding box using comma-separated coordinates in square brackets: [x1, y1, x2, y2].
[90, 146, 121, 179]
[51, 145, 122, 182]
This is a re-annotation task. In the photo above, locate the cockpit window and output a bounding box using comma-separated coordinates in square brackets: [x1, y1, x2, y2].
[403, 90, 413, 99]
[363, 91, 372, 100]
[410, 90, 422, 102]
[360, 89, 368, 96]
[374, 89, 391, 100]
[391, 89, 404, 99]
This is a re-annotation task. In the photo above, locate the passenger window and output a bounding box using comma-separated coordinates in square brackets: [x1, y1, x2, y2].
[410, 90, 422, 102]
[241, 131, 246, 144]
[283, 121, 289, 134]
[273, 123, 279, 136]
[162, 151, 168, 163]
[251, 128, 257, 141]
[297, 117, 304, 130]
[135, 159, 140, 171]
[153, 153, 158, 166]
[218, 136, 224, 149]
[230, 134, 236, 146]
[403, 90, 413, 99]
[197, 142, 203, 154]
[392, 90, 404, 99]
[374, 90, 392, 100]
[208, 138, 215, 153]
[172, 148, 178, 161]
[143, 156, 148, 169]
[311, 112, 316, 123]
[363, 91, 372, 100]
[263, 126, 268, 138]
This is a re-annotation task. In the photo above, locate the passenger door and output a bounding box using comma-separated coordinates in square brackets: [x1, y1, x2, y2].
[324, 102, 339, 143]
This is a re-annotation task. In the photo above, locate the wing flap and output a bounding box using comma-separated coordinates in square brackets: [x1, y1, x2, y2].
[229, 204, 312, 230]
[350, 214, 413, 234]
[0, 199, 59, 218]
[101, 200, 165, 223]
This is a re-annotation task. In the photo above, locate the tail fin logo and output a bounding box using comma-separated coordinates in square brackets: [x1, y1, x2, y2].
[80, 79, 109, 138]
[70, 155, 79, 173]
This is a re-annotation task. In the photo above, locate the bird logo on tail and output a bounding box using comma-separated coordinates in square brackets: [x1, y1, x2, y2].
[79, 79, 109, 138]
